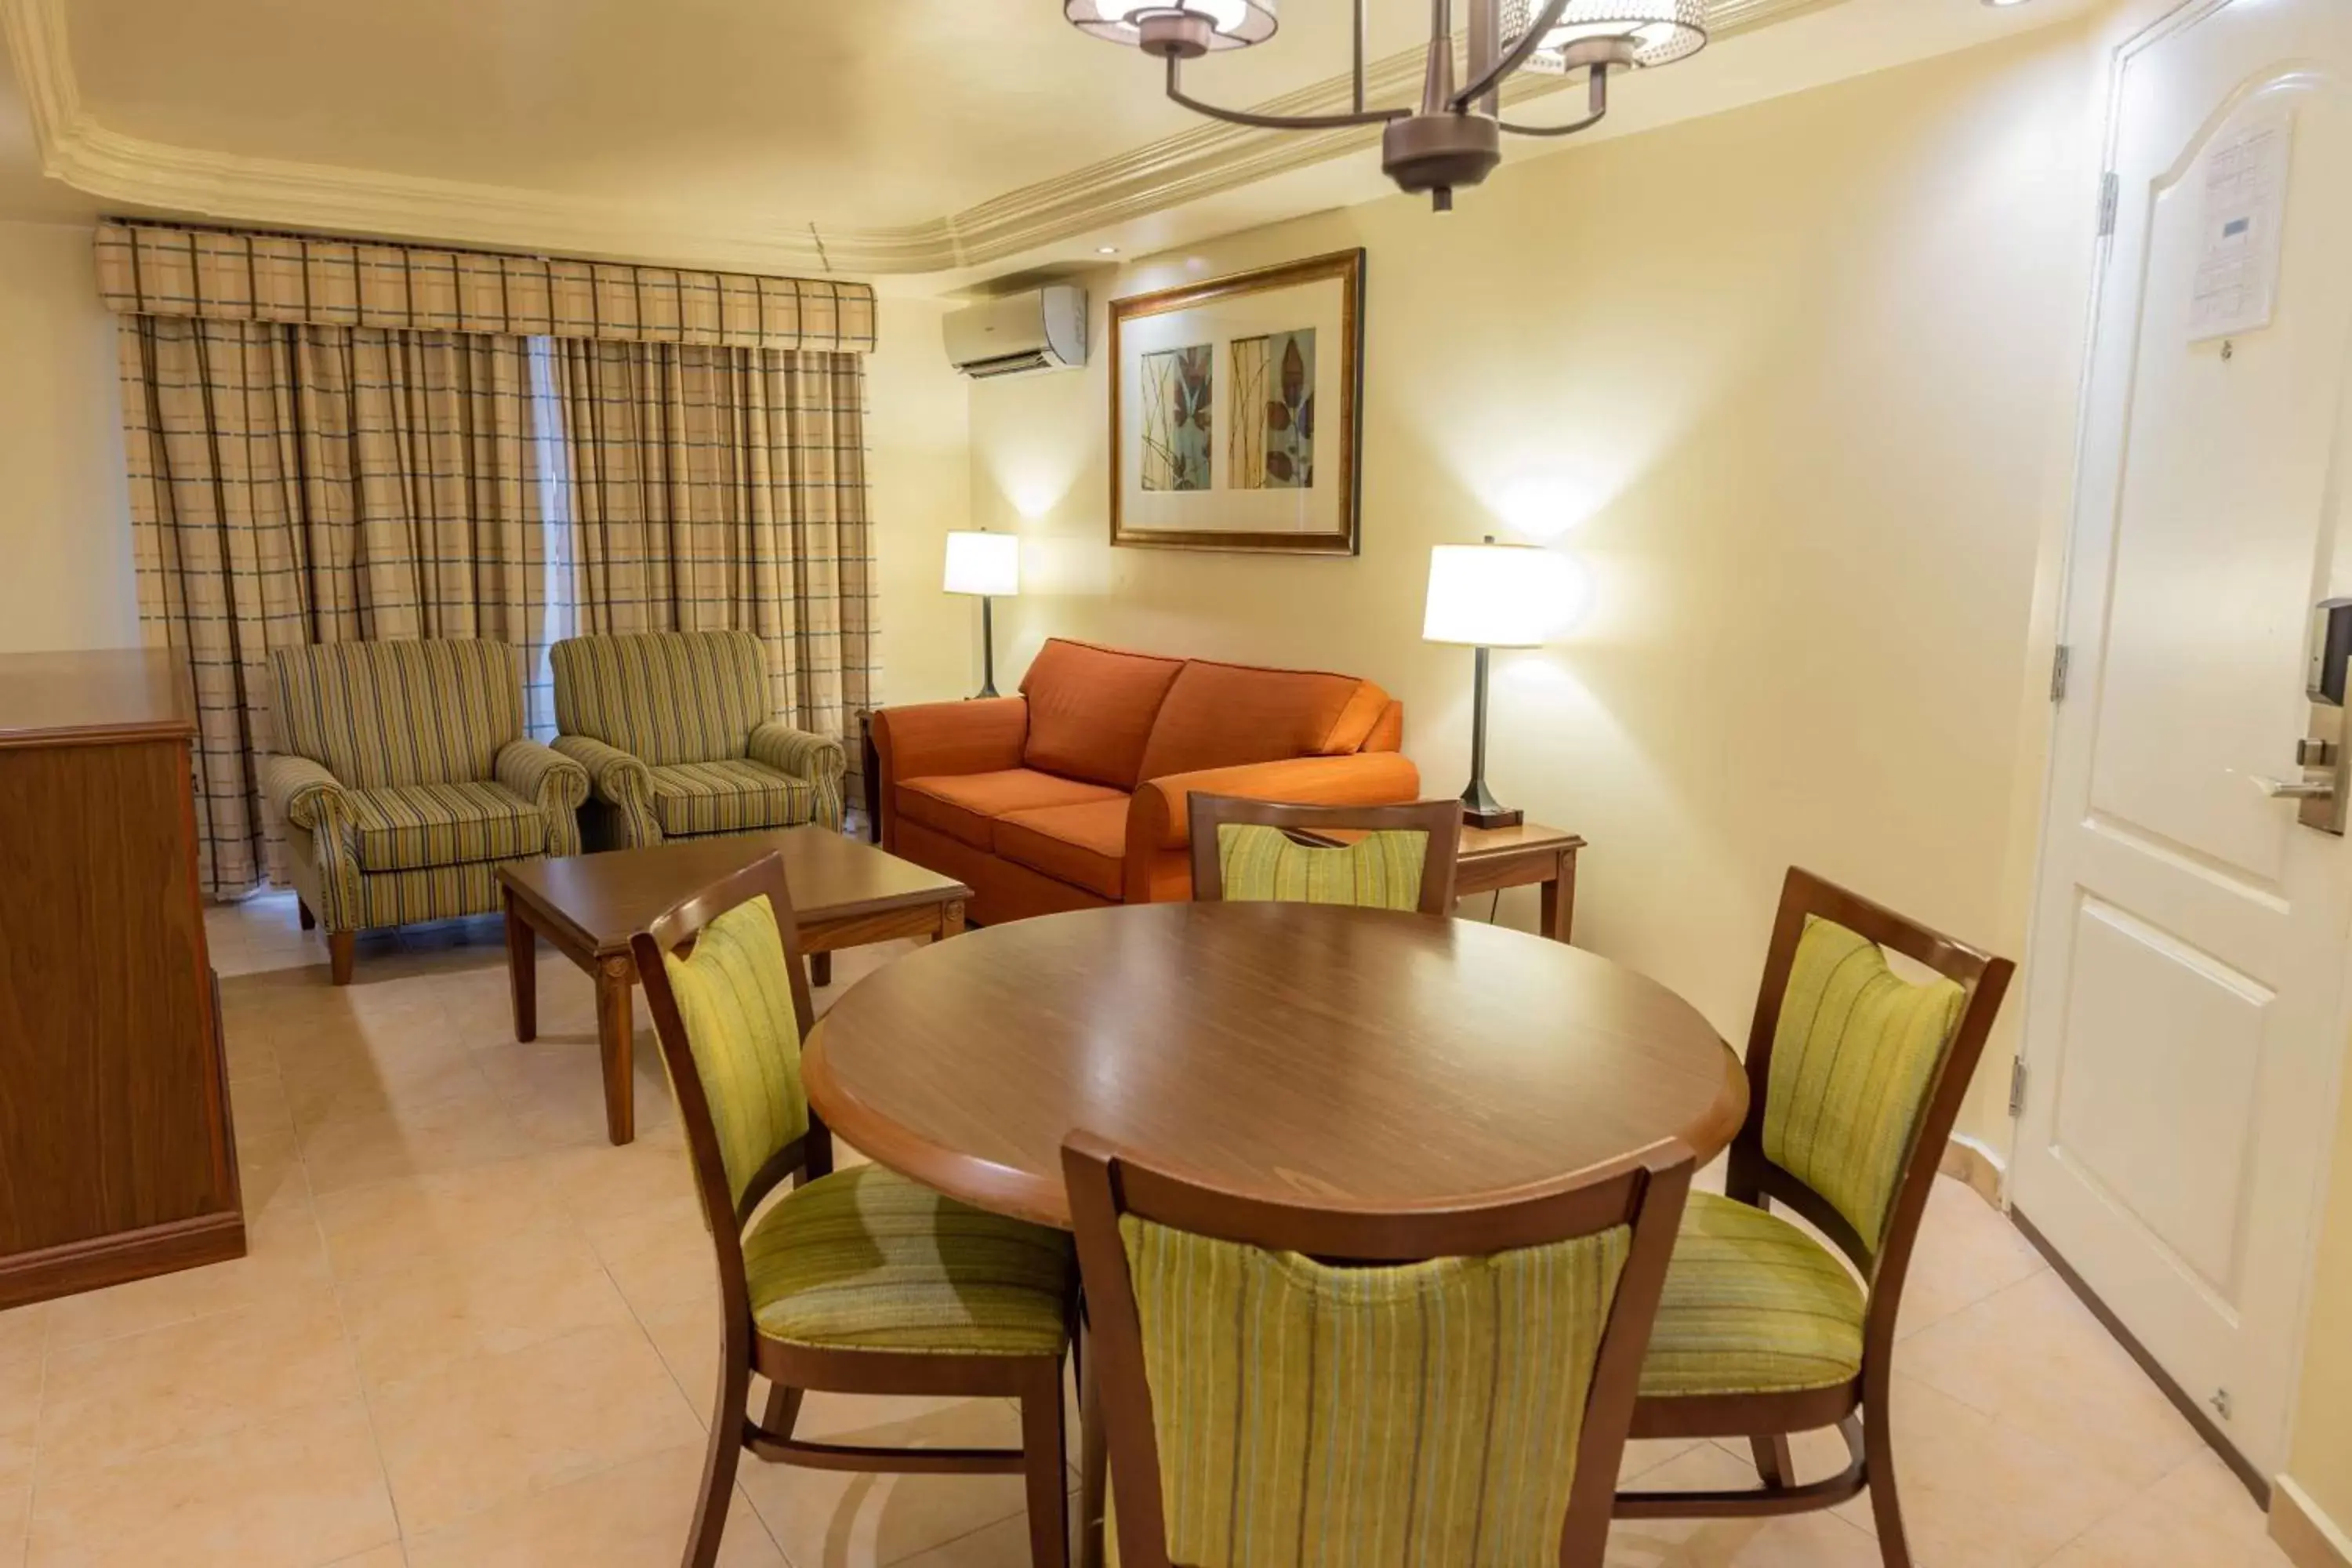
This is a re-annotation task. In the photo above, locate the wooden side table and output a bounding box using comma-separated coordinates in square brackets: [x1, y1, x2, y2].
[1455, 822, 1585, 943]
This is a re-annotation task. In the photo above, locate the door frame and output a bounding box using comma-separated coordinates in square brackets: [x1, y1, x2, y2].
[2011, 0, 2352, 1492]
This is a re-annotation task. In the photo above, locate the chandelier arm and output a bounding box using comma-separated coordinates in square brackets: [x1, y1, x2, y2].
[1496, 61, 1611, 137]
[1352, 0, 1368, 113]
[1164, 56, 1408, 130]
[1450, 0, 1571, 113]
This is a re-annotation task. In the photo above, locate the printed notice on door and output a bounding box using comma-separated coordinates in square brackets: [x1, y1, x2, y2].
[2189, 107, 2293, 342]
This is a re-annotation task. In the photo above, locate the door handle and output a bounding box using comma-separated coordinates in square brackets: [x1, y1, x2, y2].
[2256, 775, 2336, 800]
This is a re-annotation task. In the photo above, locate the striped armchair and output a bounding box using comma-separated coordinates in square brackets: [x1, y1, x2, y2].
[549, 630, 848, 851]
[261, 639, 590, 985]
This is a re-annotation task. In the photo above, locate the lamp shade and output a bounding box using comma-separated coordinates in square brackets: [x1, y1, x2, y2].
[943, 531, 1020, 598]
[1501, 0, 1708, 71]
[1065, 0, 1278, 52]
[1422, 542, 1559, 648]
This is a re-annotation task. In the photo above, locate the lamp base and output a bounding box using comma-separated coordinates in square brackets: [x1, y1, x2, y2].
[1459, 775, 1521, 833]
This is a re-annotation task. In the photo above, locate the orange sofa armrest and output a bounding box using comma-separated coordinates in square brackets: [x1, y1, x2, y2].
[872, 698, 1029, 848]
[1123, 751, 1425, 878]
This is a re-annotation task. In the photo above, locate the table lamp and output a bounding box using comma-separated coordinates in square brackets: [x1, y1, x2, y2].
[943, 530, 1020, 698]
[1422, 536, 1552, 829]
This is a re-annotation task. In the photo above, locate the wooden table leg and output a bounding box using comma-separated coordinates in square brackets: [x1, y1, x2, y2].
[1541, 851, 1578, 945]
[940, 898, 966, 940]
[503, 890, 538, 1044]
[595, 955, 635, 1145]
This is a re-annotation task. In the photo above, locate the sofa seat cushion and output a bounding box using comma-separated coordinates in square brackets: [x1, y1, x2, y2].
[897, 768, 1126, 851]
[993, 798, 1131, 900]
[648, 759, 815, 837]
[1019, 637, 1185, 789]
[345, 780, 546, 873]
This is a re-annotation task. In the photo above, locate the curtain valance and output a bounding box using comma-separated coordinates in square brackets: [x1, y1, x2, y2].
[94, 220, 877, 354]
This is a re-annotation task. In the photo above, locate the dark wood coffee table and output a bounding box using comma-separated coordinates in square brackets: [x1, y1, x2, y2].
[497, 827, 970, 1145]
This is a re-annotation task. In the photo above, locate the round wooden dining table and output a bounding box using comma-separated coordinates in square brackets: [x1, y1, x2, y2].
[801, 900, 1748, 1230]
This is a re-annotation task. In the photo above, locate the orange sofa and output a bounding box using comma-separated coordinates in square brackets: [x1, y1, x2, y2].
[873, 637, 1419, 924]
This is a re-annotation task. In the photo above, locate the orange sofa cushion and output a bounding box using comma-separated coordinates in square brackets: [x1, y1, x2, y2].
[896, 768, 1126, 851]
[1135, 659, 1391, 782]
[993, 798, 1131, 901]
[1019, 638, 1185, 789]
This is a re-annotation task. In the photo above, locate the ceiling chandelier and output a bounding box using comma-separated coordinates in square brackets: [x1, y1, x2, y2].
[1063, 2, 1710, 210]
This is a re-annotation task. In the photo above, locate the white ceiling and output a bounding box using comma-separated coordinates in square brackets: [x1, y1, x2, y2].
[0, 0, 2102, 292]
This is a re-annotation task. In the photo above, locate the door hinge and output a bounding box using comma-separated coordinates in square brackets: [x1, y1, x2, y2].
[2009, 1058, 2029, 1118]
[2098, 171, 2119, 238]
[2050, 644, 2072, 702]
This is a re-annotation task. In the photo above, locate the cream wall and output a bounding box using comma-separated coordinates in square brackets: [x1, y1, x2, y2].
[964, 22, 2102, 1145]
[0, 220, 136, 652]
[867, 295, 975, 706]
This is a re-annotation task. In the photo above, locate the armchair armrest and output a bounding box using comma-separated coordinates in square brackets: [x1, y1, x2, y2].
[1127, 753, 1424, 857]
[748, 721, 848, 830]
[497, 738, 591, 856]
[553, 733, 661, 848]
[261, 753, 350, 833]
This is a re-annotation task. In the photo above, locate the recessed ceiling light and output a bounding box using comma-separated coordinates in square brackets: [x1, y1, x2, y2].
[1982, 0, 2034, 8]
[1096, 245, 1120, 255]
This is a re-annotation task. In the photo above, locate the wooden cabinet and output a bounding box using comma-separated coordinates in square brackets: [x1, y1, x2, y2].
[0, 648, 243, 1308]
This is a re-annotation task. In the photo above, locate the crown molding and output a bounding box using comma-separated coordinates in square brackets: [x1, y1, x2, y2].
[2, 0, 1838, 278]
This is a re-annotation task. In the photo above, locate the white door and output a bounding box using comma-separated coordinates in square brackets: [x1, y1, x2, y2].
[2011, 0, 2352, 1478]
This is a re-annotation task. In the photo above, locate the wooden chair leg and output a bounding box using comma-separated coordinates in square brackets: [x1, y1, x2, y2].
[1751, 1434, 1795, 1489]
[757, 1382, 803, 1456]
[297, 899, 316, 931]
[1019, 1361, 1070, 1568]
[1864, 1410, 1912, 1568]
[328, 930, 355, 986]
[684, 1334, 753, 1568]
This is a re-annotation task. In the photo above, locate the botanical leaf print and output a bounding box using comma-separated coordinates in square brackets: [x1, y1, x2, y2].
[1229, 328, 1316, 490]
[1141, 343, 1214, 492]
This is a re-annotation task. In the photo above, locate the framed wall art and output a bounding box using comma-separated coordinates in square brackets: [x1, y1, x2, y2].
[1109, 249, 1365, 556]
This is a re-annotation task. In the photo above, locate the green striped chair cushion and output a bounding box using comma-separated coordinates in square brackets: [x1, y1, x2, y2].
[659, 894, 809, 1207]
[1214, 823, 1429, 913]
[1116, 1213, 1629, 1566]
[1763, 916, 1966, 1247]
[551, 630, 768, 767]
[1637, 1192, 1865, 1399]
[744, 1164, 1073, 1356]
[648, 759, 817, 837]
[270, 639, 523, 789]
[343, 781, 547, 872]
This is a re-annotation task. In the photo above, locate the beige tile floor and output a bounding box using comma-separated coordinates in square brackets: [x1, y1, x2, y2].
[0, 892, 2295, 1568]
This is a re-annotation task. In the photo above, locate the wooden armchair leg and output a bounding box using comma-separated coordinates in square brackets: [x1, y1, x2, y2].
[328, 930, 355, 986]
[808, 952, 833, 989]
[1751, 1434, 1795, 1489]
[1019, 1360, 1070, 1568]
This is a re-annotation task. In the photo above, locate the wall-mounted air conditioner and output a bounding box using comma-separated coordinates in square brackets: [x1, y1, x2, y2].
[943, 285, 1087, 379]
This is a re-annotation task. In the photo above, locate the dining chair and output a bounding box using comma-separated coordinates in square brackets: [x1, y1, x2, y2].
[1185, 793, 1462, 914]
[1063, 1130, 1695, 1567]
[632, 851, 1080, 1568]
[1613, 866, 2015, 1567]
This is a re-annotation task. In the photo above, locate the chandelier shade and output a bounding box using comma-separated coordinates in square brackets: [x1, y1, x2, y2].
[1501, 0, 1710, 71]
[1064, 0, 1279, 54]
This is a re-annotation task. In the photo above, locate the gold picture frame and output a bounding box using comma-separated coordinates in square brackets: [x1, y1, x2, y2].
[1109, 249, 1366, 556]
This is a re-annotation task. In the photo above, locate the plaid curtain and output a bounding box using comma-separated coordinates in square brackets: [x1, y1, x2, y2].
[121, 317, 546, 898]
[552, 338, 877, 754]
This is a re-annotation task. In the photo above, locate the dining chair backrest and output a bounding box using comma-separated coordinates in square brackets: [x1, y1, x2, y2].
[1730, 868, 2014, 1312]
[1063, 1131, 1694, 1568]
[1186, 794, 1462, 916]
[633, 852, 827, 1244]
